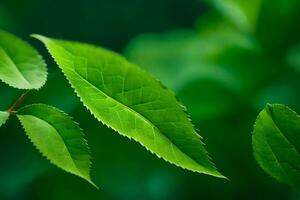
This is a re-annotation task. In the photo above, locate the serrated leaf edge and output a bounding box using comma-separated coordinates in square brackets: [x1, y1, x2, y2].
[32, 34, 226, 179]
[252, 103, 300, 187]
[0, 30, 48, 90]
[16, 103, 98, 189]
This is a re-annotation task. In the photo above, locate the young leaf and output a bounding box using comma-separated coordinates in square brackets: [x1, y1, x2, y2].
[17, 104, 96, 187]
[253, 104, 300, 188]
[0, 111, 9, 127]
[33, 35, 225, 178]
[0, 30, 47, 89]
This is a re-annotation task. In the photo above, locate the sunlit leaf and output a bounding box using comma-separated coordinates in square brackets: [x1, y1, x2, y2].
[33, 34, 225, 178]
[0, 30, 47, 89]
[17, 104, 96, 187]
[253, 104, 300, 189]
[0, 111, 9, 127]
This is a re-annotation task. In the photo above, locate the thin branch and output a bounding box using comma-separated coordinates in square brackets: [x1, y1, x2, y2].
[7, 90, 31, 114]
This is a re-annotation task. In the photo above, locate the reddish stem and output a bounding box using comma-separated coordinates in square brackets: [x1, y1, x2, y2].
[8, 91, 30, 114]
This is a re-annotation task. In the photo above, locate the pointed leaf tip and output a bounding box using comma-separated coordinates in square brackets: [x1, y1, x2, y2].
[30, 33, 48, 41]
[17, 104, 94, 187]
[253, 104, 300, 189]
[31, 34, 50, 43]
[38, 36, 225, 178]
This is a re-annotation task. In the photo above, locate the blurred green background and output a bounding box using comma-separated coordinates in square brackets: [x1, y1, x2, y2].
[1, 0, 300, 199]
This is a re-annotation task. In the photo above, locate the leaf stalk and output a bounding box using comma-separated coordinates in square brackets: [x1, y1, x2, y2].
[7, 90, 30, 114]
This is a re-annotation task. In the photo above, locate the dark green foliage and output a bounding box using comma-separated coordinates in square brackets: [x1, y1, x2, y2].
[1, 0, 300, 199]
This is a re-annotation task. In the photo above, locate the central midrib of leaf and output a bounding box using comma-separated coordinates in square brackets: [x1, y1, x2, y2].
[0, 46, 31, 87]
[71, 67, 204, 166]
[264, 107, 300, 173]
[21, 114, 83, 174]
[261, 128, 287, 177]
[53, 43, 214, 171]
[34, 35, 224, 177]
[266, 107, 300, 155]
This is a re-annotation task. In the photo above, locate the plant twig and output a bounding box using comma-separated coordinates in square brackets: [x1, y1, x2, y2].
[7, 91, 31, 114]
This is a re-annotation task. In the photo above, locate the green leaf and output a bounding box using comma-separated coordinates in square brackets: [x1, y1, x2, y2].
[0, 111, 9, 127]
[209, 0, 261, 32]
[0, 30, 47, 89]
[253, 104, 300, 189]
[17, 104, 96, 187]
[33, 34, 225, 178]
